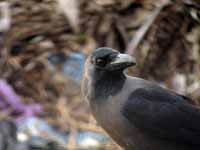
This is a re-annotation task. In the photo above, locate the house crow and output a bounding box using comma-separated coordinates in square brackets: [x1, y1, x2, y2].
[82, 47, 200, 150]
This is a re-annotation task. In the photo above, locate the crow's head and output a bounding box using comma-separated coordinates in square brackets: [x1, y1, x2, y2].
[85, 47, 136, 76]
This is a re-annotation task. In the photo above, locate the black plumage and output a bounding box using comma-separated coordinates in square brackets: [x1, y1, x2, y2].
[123, 88, 200, 145]
[82, 47, 200, 150]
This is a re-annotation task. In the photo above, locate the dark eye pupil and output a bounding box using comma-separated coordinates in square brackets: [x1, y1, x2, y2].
[96, 59, 105, 67]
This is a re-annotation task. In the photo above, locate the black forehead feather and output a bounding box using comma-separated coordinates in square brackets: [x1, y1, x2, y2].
[92, 47, 117, 59]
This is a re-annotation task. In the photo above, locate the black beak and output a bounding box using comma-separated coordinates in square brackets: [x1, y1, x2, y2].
[107, 53, 136, 71]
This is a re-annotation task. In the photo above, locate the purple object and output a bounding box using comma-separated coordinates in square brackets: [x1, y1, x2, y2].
[0, 79, 43, 123]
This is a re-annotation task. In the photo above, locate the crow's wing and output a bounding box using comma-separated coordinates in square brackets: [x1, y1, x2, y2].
[122, 88, 200, 146]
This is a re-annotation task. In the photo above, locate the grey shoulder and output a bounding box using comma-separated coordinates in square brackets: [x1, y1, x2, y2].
[124, 75, 190, 104]
[125, 75, 161, 90]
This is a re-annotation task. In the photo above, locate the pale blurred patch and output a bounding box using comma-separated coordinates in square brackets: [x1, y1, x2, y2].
[56, 0, 80, 31]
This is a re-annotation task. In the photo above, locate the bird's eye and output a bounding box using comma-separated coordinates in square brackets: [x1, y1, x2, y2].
[96, 58, 106, 67]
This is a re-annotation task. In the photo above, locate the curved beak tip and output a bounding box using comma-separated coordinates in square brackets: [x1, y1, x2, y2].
[111, 53, 136, 66]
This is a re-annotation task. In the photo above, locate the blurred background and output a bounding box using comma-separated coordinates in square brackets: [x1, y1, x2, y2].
[0, 0, 199, 149]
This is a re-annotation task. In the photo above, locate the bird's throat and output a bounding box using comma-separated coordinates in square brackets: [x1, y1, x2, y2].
[91, 71, 126, 101]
